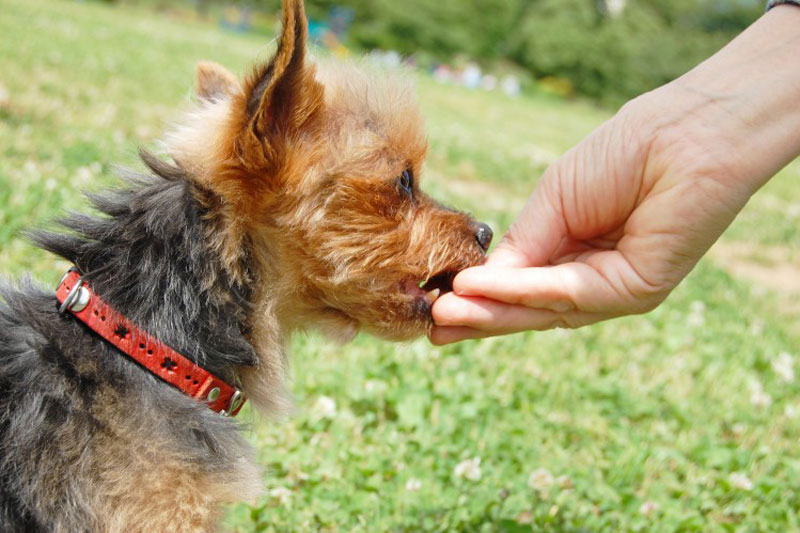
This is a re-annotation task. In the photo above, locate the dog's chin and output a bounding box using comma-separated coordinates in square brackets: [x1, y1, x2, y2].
[309, 269, 465, 343]
[326, 292, 431, 342]
[308, 309, 360, 344]
[362, 319, 430, 342]
[359, 288, 442, 342]
[355, 271, 463, 341]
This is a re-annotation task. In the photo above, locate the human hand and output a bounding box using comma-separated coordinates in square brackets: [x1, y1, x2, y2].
[430, 6, 800, 345]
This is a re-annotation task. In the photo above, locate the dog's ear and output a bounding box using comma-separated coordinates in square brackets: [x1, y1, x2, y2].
[195, 61, 240, 101]
[238, 0, 324, 165]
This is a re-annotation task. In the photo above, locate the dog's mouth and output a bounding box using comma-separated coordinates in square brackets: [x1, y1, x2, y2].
[404, 270, 457, 308]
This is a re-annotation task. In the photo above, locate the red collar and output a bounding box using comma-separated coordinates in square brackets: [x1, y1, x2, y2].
[56, 269, 246, 416]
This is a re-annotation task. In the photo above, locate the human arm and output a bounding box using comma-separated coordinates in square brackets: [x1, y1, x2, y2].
[431, 5, 800, 344]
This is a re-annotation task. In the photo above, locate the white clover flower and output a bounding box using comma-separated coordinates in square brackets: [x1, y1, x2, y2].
[454, 457, 482, 481]
[268, 487, 292, 505]
[364, 379, 387, 396]
[556, 475, 573, 490]
[405, 478, 422, 492]
[0, 83, 9, 109]
[772, 352, 795, 383]
[639, 501, 659, 517]
[729, 472, 753, 491]
[528, 468, 555, 494]
[749, 381, 772, 409]
[687, 301, 706, 327]
[784, 404, 799, 418]
[687, 313, 705, 327]
[23, 160, 37, 175]
[75, 166, 93, 184]
[689, 301, 706, 314]
[515, 511, 533, 525]
[310, 395, 337, 420]
[749, 320, 765, 335]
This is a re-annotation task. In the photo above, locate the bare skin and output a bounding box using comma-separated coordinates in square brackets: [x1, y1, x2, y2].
[431, 6, 800, 345]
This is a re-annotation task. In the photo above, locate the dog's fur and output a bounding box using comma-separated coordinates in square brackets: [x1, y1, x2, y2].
[0, 0, 490, 530]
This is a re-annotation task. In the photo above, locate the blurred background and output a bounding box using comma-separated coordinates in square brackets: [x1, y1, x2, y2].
[1, 0, 799, 531]
[91, 0, 765, 103]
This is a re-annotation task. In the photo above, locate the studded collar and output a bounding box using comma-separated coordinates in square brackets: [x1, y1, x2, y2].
[56, 268, 246, 416]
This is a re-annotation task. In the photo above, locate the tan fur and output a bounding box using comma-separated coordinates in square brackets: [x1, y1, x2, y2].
[161, 0, 489, 404]
[195, 61, 240, 101]
[119, 0, 490, 528]
[89, 433, 251, 533]
[19, 381, 263, 533]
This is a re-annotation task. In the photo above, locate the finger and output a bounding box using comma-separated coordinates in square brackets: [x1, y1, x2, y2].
[452, 241, 533, 294]
[428, 326, 488, 346]
[432, 292, 613, 331]
[484, 240, 532, 268]
[451, 253, 650, 314]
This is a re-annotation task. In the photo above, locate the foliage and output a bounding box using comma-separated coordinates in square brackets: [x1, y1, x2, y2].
[300, 0, 762, 102]
[508, 0, 762, 102]
[113, 0, 765, 102]
[2, 0, 800, 531]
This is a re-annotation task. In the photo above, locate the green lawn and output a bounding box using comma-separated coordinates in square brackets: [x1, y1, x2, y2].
[1, 0, 799, 531]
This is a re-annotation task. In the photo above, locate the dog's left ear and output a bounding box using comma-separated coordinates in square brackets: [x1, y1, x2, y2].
[238, 0, 324, 166]
[196, 61, 240, 101]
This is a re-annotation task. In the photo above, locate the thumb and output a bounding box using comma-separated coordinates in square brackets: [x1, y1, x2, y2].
[484, 240, 530, 268]
[492, 170, 567, 269]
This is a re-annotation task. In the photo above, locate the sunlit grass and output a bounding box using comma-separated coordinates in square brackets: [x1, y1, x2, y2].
[1, 0, 799, 531]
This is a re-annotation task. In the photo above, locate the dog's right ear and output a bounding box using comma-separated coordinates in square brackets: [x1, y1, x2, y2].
[236, 0, 324, 169]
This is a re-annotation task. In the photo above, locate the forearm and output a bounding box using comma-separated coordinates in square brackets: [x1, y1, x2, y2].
[635, 6, 800, 196]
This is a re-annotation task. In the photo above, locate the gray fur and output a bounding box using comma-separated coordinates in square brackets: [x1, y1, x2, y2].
[0, 154, 259, 531]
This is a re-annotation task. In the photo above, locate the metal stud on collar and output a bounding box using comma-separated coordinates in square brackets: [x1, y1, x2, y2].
[206, 387, 221, 402]
[56, 267, 247, 416]
[58, 276, 90, 314]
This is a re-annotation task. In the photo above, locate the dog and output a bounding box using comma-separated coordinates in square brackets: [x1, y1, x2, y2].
[0, 0, 492, 530]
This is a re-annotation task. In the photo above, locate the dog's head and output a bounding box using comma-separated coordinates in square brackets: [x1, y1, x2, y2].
[167, 0, 491, 342]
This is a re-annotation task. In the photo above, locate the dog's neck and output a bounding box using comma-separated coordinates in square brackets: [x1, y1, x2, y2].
[33, 154, 291, 411]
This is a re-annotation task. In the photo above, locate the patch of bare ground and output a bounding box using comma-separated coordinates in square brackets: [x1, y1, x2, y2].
[709, 240, 800, 315]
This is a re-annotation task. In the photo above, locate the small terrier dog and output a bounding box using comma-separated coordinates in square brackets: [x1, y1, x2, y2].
[0, 0, 492, 530]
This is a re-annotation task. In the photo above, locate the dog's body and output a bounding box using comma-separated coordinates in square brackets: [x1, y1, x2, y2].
[0, 0, 490, 530]
[0, 172, 263, 531]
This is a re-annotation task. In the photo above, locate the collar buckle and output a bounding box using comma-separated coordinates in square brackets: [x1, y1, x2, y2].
[221, 390, 246, 417]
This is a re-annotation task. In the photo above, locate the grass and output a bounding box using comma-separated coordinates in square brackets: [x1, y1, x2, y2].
[1, 0, 799, 531]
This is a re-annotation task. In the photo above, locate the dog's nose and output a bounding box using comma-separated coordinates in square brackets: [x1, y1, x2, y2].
[474, 222, 493, 252]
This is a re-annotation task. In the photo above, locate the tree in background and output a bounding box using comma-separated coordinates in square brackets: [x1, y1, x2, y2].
[152, 0, 765, 103]
[509, 0, 738, 101]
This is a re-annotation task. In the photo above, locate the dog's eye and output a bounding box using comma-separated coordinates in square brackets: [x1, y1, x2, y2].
[398, 169, 414, 196]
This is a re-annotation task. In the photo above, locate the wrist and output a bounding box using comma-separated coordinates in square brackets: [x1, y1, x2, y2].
[680, 7, 800, 188]
[632, 7, 800, 196]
